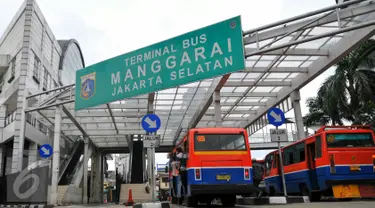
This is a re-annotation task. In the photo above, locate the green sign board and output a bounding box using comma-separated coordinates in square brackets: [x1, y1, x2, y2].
[75, 16, 245, 110]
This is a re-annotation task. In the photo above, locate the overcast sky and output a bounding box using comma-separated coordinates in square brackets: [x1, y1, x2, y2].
[0, 0, 338, 168]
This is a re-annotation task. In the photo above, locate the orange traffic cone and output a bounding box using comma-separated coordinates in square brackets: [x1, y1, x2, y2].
[124, 188, 134, 206]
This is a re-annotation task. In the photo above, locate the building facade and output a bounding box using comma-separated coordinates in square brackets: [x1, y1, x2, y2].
[0, 0, 85, 175]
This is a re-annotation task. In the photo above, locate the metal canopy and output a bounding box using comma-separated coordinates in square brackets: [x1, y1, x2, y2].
[24, 0, 375, 148]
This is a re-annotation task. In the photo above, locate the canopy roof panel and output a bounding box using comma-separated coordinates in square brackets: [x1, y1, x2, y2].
[25, 0, 375, 148]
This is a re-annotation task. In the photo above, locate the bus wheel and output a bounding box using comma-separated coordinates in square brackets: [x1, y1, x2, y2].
[269, 187, 276, 196]
[301, 185, 310, 197]
[171, 195, 178, 204]
[339, 198, 352, 201]
[221, 195, 236, 207]
[186, 196, 198, 207]
[301, 185, 320, 202]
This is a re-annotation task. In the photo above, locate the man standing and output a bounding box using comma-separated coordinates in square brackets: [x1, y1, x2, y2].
[252, 159, 262, 188]
[175, 147, 188, 196]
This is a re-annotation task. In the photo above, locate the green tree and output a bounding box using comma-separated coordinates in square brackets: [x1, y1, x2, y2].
[304, 39, 375, 126]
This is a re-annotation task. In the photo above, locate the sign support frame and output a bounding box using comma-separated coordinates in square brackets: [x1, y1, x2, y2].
[141, 113, 161, 203]
[267, 107, 287, 197]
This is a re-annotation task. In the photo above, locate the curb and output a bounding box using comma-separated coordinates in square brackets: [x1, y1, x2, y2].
[236, 196, 310, 205]
[0, 205, 49, 208]
[133, 201, 170, 208]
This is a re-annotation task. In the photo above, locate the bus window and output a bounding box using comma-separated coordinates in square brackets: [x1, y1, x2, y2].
[315, 136, 322, 158]
[294, 143, 306, 163]
[273, 154, 279, 168]
[283, 146, 294, 166]
[326, 133, 375, 148]
[283, 143, 305, 165]
[184, 139, 189, 154]
[265, 154, 274, 176]
[194, 134, 246, 151]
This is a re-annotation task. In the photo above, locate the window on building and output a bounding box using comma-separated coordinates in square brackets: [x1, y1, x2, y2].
[33, 55, 40, 84]
[49, 74, 53, 89]
[10, 57, 15, 76]
[43, 68, 48, 90]
[8, 57, 16, 83]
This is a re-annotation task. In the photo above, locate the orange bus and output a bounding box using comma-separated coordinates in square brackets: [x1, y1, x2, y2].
[264, 125, 375, 201]
[169, 128, 256, 207]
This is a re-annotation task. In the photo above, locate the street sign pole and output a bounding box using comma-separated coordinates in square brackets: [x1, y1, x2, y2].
[267, 107, 287, 197]
[141, 114, 161, 203]
[276, 125, 288, 197]
[150, 137, 156, 202]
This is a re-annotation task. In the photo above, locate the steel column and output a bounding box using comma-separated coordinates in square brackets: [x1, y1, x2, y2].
[83, 137, 89, 204]
[214, 90, 222, 127]
[50, 105, 62, 205]
[291, 90, 305, 141]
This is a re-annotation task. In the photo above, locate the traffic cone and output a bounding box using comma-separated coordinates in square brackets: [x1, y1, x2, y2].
[124, 188, 134, 206]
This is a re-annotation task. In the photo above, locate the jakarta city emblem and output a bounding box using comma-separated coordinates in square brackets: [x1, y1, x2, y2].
[80, 72, 96, 99]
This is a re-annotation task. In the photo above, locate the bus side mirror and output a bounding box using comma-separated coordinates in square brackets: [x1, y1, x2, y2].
[165, 166, 168, 173]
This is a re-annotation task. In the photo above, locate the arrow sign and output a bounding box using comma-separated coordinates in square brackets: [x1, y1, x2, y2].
[145, 117, 157, 128]
[41, 147, 50, 155]
[267, 107, 286, 127]
[141, 114, 161, 133]
[38, 144, 53, 158]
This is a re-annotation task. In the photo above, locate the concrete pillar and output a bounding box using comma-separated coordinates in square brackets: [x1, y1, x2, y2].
[83, 138, 89, 204]
[214, 90, 222, 127]
[94, 152, 103, 203]
[12, 0, 33, 173]
[90, 153, 94, 201]
[50, 105, 62, 205]
[143, 146, 146, 182]
[291, 90, 305, 141]
[145, 148, 152, 181]
[28, 141, 38, 166]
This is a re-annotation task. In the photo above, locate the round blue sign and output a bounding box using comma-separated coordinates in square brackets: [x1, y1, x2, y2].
[267, 107, 286, 127]
[141, 114, 161, 133]
[39, 144, 53, 158]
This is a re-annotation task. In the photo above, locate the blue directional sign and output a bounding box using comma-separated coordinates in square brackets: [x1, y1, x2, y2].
[39, 144, 53, 158]
[141, 114, 161, 133]
[267, 107, 286, 127]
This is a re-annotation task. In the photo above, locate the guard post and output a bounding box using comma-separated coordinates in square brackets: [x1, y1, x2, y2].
[267, 107, 287, 197]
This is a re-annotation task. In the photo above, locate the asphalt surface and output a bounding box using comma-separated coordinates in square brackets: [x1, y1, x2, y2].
[58, 200, 375, 208]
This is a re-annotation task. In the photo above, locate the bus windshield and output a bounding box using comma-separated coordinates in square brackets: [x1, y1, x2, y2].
[194, 134, 246, 151]
[326, 133, 375, 148]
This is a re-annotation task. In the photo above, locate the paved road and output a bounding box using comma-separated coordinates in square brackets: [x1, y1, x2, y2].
[58, 201, 375, 208]
[171, 201, 375, 208]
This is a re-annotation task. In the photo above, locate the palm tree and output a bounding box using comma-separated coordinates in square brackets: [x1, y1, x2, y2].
[304, 39, 375, 125]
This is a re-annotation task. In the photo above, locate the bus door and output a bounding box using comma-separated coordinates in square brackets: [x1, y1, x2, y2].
[274, 153, 284, 193]
[306, 142, 320, 191]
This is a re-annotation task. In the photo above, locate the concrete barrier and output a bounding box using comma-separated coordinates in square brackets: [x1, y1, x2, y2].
[133, 201, 170, 208]
[0, 205, 53, 208]
[237, 196, 310, 205]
